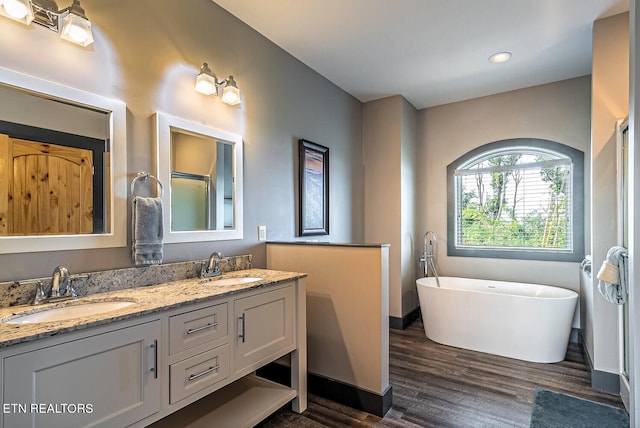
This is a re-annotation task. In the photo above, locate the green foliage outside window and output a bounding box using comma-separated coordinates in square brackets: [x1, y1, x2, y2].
[456, 152, 571, 250]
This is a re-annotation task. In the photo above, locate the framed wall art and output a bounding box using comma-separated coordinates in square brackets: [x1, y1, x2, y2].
[298, 139, 329, 236]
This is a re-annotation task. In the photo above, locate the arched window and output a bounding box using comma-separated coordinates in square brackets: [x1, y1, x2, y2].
[447, 138, 584, 262]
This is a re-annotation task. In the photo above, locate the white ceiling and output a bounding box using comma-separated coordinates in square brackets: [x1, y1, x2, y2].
[213, 0, 629, 109]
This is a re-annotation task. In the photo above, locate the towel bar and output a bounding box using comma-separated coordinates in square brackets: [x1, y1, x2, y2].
[131, 172, 164, 197]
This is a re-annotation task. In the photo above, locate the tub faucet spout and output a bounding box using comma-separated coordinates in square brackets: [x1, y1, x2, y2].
[421, 230, 440, 287]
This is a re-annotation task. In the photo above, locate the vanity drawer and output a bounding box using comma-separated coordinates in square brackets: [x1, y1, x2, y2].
[169, 303, 228, 355]
[169, 344, 230, 404]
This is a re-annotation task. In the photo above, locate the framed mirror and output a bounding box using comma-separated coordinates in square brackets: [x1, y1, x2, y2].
[155, 112, 243, 243]
[0, 66, 127, 254]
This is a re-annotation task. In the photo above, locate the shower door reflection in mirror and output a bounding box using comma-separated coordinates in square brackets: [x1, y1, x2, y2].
[155, 113, 243, 243]
[171, 173, 210, 231]
[171, 128, 235, 231]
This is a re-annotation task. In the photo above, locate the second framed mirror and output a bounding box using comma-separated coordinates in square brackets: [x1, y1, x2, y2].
[154, 113, 243, 243]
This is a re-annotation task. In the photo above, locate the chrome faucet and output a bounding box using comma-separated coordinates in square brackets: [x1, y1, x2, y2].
[201, 252, 224, 278]
[33, 266, 78, 305]
[420, 230, 440, 287]
[51, 265, 70, 297]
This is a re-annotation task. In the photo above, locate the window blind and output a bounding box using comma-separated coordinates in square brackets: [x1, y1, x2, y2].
[455, 156, 573, 252]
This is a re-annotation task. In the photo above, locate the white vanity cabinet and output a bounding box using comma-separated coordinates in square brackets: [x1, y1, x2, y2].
[0, 276, 307, 428]
[148, 280, 306, 428]
[1, 320, 161, 428]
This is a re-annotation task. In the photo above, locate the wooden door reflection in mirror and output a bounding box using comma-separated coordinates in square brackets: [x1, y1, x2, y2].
[0, 66, 127, 254]
[0, 135, 95, 235]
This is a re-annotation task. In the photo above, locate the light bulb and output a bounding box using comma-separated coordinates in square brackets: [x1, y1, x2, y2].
[221, 76, 241, 105]
[195, 75, 216, 95]
[59, 2, 94, 47]
[67, 23, 88, 43]
[221, 86, 240, 105]
[1, 0, 33, 24]
[488, 52, 511, 64]
[195, 63, 218, 95]
[3, 0, 28, 19]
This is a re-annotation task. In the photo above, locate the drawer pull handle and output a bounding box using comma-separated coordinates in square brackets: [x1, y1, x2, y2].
[186, 322, 218, 335]
[238, 313, 246, 343]
[151, 340, 158, 379]
[188, 365, 220, 381]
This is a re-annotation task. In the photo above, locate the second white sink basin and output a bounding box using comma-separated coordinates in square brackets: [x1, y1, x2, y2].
[3, 301, 137, 324]
[200, 277, 263, 286]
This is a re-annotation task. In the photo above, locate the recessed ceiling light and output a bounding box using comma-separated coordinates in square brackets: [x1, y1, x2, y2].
[489, 52, 512, 64]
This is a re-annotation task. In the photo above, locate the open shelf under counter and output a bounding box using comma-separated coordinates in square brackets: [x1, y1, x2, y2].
[148, 375, 297, 428]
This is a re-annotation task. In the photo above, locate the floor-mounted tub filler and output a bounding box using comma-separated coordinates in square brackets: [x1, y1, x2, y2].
[416, 276, 578, 363]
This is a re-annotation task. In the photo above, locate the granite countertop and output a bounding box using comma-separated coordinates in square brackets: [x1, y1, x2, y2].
[0, 269, 305, 348]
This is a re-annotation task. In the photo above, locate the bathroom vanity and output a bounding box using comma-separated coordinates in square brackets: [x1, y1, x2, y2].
[0, 268, 306, 428]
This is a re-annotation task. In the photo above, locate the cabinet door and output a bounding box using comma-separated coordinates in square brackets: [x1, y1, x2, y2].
[234, 285, 295, 374]
[2, 320, 161, 428]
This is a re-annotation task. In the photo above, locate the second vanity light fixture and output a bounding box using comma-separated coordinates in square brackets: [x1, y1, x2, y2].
[0, 0, 94, 47]
[195, 62, 241, 106]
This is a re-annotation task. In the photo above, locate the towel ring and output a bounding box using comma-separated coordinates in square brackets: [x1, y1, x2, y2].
[131, 172, 164, 197]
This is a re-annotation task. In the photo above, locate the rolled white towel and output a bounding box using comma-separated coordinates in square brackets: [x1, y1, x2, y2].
[597, 260, 619, 285]
[596, 246, 627, 305]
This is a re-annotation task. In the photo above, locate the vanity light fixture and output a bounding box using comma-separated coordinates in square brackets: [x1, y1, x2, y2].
[488, 51, 512, 64]
[0, 0, 94, 47]
[195, 63, 242, 106]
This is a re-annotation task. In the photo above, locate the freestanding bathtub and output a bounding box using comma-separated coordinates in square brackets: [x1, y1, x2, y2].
[416, 276, 578, 363]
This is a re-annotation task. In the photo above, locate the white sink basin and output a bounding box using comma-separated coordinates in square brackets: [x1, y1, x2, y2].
[3, 301, 137, 324]
[200, 277, 263, 286]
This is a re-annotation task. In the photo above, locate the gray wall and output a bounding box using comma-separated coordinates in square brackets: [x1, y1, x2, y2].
[0, 0, 363, 282]
[416, 76, 592, 329]
[401, 98, 419, 316]
[363, 96, 402, 317]
[363, 95, 418, 319]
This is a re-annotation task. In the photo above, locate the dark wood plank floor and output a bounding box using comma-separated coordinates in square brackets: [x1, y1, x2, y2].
[260, 320, 624, 427]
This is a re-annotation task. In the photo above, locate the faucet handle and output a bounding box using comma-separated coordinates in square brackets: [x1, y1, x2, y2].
[32, 281, 47, 305]
[66, 274, 87, 299]
[200, 261, 212, 278]
[66, 283, 78, 299]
